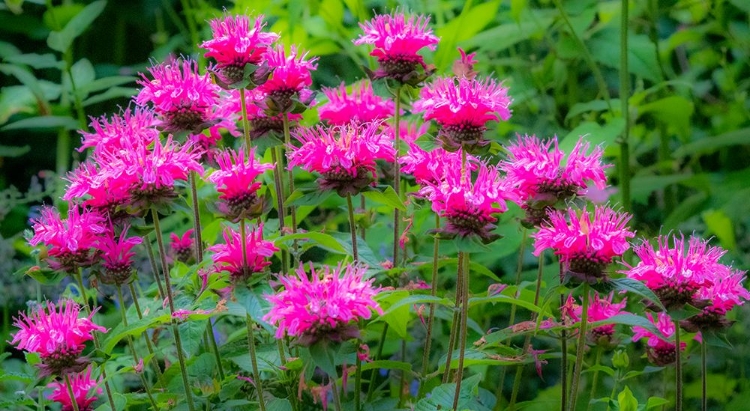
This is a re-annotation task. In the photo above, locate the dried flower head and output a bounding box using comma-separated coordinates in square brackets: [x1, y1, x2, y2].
[47, 367, 101, 411]
[319, 81, 394, 125]
[207, 223, 278, 282]
[263, 262, 382, 346]
[11, 300, 106, 376]
[354, 11, 439, 84]
[207, 147, 273, 221]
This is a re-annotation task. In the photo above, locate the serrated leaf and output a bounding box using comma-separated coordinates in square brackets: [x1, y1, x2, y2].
[47, 0, 107, 53]
[308, 340, 339, 378]
[274, 231, 347, 254]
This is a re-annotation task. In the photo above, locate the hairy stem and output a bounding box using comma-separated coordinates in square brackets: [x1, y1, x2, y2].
[143, 238, 165, 301]
[246, 314, 267, 411]
[239, 88, 252, 153]
[619, 0, 632, 212]
[64, 373, 81, 411]
[392, 86, 403, 267]
[568, 284, 590, 411]
[419, 214, 441, 397]
[587, 347, 604, 411]
[453, 252, 470, 409]
[675, 319, 683, 411]
[270, 147, 289, 274]
[128, 282, 163, 380]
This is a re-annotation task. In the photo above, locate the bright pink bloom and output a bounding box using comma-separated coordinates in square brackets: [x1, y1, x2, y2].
[227, 88, 303, 139]
[319, 81, 394, 125]
[354, 11, 439, 82]
[452, 47, 478, 79]
[393, 120, 429, 144]
[287, 122, 395, 196]
[567, 293, 629, 343]
[697, 268, 750, 313]
[258, 45, 318, 114]
[201, 14, 279, 84]
[47, 367, 101, 411]
[418, 160, 517, 243]
[94, 225, 142, 285]
[533, 206, 634, 283]
[400, 143, 469, 186]
[207, 147, 273, 220]
[632, 312, 684, 366]
[11, 300, 106, 376]
[414, 76, 511, 152]
[29, 205, 106, 272]
[622, 235, 722, 309]
[78, 108, 159, 156]
[136, 59, 229, 134]
[170, 229, 195, 264]
[64, 160, 134, 220]
[263, 262, 382, 345]
[207, 223, 278, 281]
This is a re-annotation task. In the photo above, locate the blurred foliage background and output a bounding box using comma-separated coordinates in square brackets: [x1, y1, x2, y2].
[1, 0, 750, 408]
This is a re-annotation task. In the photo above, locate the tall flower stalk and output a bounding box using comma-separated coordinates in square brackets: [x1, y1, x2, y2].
[568, 284, 590, 411]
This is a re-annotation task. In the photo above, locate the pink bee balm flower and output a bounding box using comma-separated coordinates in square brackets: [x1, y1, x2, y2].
[318, 81, 395, 125]
[258, 44, 318, 115]
[29, 205, 107, 273]
[413, 76, 511, 153]
[11, 300, 106, 376]
[354, 11, 439, 83]
[622, 234, 721, 310]
[567, 293, 629, 346]
[94, 225, 142, 285]
[500, 135, 609, 226]
[207, 147, 274, 221]
[418, 160, 517, 243]
[200, 14, 279, 85]
[47, 367, 101, 411]
[64, 158, 134, 221]
[227, 88, 303, 139]
[287, 122, 396, 196]
[78, 108, 159, 156]
[452, 47, 478, 80]
[263, 262, 382, 346]
[207, 223, 278, 281]
[632, 311, 685, 366]
[136, 58, 226, 134]
[170, 229, 195, 264]
[533, 206, 635, 284]
[683, 268, 750, 332]
[400, 143, 470, 186]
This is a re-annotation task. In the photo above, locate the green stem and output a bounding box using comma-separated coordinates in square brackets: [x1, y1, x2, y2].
[587, 347, 604, 411]
[560, 263, 568, 411]
[619, 0, 632, 212]
[283, 113, 298, 240]
[675, 319, 682, 411]
[392, 86, 403, 267]
[347, 193, 362, 410]
[128, 282, 163, 380]
[239, 88, 252, 153]
[246, 314, 267, 411]
[144, 238, 166, 301]
[152, 208, 196, 411]
[189, 171, 203, 262]
[507, 228, 528, 330]
[701, 341, 707, 411]
[568, 284, 590, 411]
[366, 323, 389, 401]
[419, 214, 441, 398]
[64, 373, 81, 411]
[331, 377, 344, 411]
[270, 147, 289, 274]
[452, 252, 470, 410]
[443, 253, 463, 384]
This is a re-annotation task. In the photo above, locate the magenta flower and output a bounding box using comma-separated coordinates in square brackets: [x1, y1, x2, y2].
[400, 143, 469, 186]
[207, 223, 278, 281]
[200, 14, 279, 85]
[78, 108, 159, 156]
[500, 135, 609, 226]
[319, 81, 394, 125]
[136, 58, 227, 134]
[532, 206, 635, 283]
[47, 367, 101, 411]
[287, 122, 395, 196]
[11, 300, 106, 376]
[632, 312, 684, 366]
[413, 76, 511, 152]
[170, 229, 195, 264]
[622, 234, 722, 310]
[452, 47, 478, 79]
[566, 293, 629, 346]
[354, 11, 439, 83]
[684, 268, 750, 331]
[258, 44, 318, 114]
[29, 205, 106, 273]
[207, 147, 274, 221]
[418, 160, 517, 243]
[93, 225, 142, 285]
[227, 88, 302, 139]
[263, 262, 382, 346]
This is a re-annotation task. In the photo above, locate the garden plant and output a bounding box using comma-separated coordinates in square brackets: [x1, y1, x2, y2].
[1, 1, 750, 410]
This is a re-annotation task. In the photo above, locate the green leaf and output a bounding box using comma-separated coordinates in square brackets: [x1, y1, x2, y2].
[362, 185, 406, 211]
[82, 87, 137, 106]
[101, 313, 171, 354]
[673, 127, 750, 158]
[565, 99, 621, 122]
[415, 374, 491, 411]
[646, 397, 669, 409]
[609, 278, 665, 311]
[22, 266, 66, 285]
[286, 188, 334, 207]
[560, 118, 625, 156]
[589, 30, 662, 83]
[702, 209, 737, 251]
[617, 386, 639, 411]
[47, 1, 107, 53]
[0, 144, 30, 157]
[630, 174, 693, 205]
[468, 294, 545, 315]
[274, 231, 347, 254]
[78, 75, 137, 95]
[266, 398, 293, 411]
[639, 96, 694, 139]
[308, 340, 339, 378]
[461, 10, 555, 55]
[0, 115, 79, 131]
[360, 360, 413, 374]
[3, 53, 63, 69]
[435, 0, 501, 70]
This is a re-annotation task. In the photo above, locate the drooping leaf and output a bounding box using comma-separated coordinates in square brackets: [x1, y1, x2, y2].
[47, 0, 107, 53]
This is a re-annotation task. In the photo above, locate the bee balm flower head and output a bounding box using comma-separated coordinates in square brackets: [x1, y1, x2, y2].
[207, 223, 278, 282]
[319, 81, 395, 125]
[207, 147, 274, 221]
[632, 312, 685, 367]
[47, 367, 101, 411]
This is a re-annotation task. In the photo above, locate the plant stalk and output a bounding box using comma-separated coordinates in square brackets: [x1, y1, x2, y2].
[64, 373, 81, 411]
[392, 86, 403, 267]
[619, 0, 632, 212]
[419, 214, 441, 398]
[270, 147, 289, 274]
[675, 319, 682, 411]
[452, 252, 470, 410]
[568, 284, 590, 411]
[587, 347, 604, 411]
[701, 340, 707, 411]
[246, 314, 267, 411]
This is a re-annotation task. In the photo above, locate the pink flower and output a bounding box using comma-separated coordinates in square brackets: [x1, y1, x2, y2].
[136, 59, 227, 134]
[258, 44, 318, 114]
[227, 88, 303, 139]
[29, 205, 106, 272]
[93, 225, 142, 285]
[207, 223, 278, 281]
[78, 108, 159, 156]
[170, 229, 195, 264]
[632, 312, 684, 366]
[263, 262, 382, 345]
[318, 81, 394, 125]
[287, 122, 395, 196]
[566, 293, 629, 345]
[697, 268, 750, 313]
[207, 147, 274, 221]
[452, 47, 478, 79]
[500, 135, 609, 226]
[64, 160, 133, 221]
[418, 160, 517, 243]
[622, 234, 721, 310]
[413, 76, 511, 152]
[354, 11, 439, 83]
[532, 206, 634, 283]
[47, 367, 101, 411]
[400, 143, 468, 186]
[200, 14, 279, 85]
[11, 300, 106, 376]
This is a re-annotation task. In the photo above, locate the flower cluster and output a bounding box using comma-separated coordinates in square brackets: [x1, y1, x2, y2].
[632, 312, 685, 367]
[208, 223, 278, 282]
[207, 147, 274, 221]
[258, 45, 318, 115]
[565, 293, 629, 347]
[264, 263, 382, 346]
[319, 81, 394, 125]
[29, 206, 106, 273]
[47, 367, 101, 411]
